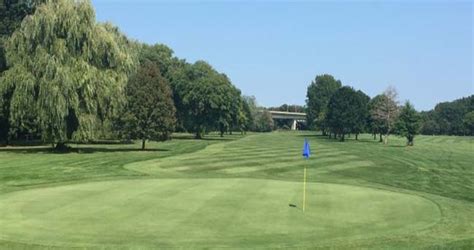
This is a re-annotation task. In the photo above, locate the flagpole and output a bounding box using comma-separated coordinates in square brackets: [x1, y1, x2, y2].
[302, 138, 310, 213]
[303, 165, 307, 212]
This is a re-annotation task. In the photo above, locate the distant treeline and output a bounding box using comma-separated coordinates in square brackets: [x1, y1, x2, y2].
[305, 74, 473, 146]
[419, 96, 474, 136]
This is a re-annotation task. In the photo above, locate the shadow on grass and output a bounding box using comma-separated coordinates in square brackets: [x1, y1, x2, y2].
[0, 146, 169, 154]
[296, 134, 406, 147]
[0, 140, 135, 147]
[171, 135, 236, 141]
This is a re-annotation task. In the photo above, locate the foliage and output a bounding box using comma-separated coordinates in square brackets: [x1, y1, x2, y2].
[115, 61, 175, 150]
[171, 61, 239, 139]
[0, 0, 46, 72]
[138, 43, 176, 79]
[306, 74, 342, 133]
[463, 111, 474, 136]
[326, 86, 365, 141]
[421, 95, 473, 136]
[395, 101, 421, 146]
[0, 0, 46, 143]
[370, 86, 399, 144]
[352, 90, 370, 139]
[368, 95, 388, 141]
[268, 104, 305, 113]
[0, 0, 136, 147]
[254, 110, 274, 132]
[242, 95, 259, 131]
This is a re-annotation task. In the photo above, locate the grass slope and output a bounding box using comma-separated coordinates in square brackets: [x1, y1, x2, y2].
[0, 132, 472, 249]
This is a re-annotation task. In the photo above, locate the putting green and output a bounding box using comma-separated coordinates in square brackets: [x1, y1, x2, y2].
[0, 178, 440, 248]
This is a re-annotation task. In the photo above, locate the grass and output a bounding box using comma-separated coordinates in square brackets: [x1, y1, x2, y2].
[0, 132, 472, 249]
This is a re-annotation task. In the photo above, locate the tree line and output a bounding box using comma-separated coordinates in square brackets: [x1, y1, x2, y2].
[419, 95, 474, 136]
[0, 0, 265, 150]
[306, 74, 441, 146]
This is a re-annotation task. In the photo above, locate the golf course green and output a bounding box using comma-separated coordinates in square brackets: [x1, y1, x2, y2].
[0, 132, 473, 248]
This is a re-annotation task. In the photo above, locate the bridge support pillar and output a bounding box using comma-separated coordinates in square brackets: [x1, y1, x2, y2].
[291, 119, 297, 130]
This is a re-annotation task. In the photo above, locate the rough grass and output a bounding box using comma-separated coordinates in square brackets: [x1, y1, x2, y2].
[0, 132, 472, 249]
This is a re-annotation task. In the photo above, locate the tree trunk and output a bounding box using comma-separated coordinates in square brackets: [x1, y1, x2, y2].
[356, 133, 359, 140]
[373, 133, 376, 140]
[340, 133, 345, 142]
[195, 131, 202, 139]
[54, 142, 69, 152]
[384, 133, 389, 144]
[141, 139, 146, 150]
[379, 133, 383, 142]
[407, 135, 414, 146]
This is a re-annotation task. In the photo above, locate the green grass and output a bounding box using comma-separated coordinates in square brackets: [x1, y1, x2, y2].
[0, 132, 472, 249]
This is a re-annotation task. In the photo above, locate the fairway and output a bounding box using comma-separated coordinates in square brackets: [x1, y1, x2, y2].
[0, 132, 473, 248]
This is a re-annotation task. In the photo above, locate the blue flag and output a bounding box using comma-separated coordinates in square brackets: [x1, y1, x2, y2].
[302, 139, 310, 159]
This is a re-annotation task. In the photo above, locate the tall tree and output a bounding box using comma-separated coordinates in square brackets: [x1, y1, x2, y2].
[395, 101, 421, 146]
[138, 43, 175, 79]
[255, 110, 274, 132]
[0, 0, 136, 149]
[116, 61, 175, 150]
[463, 111, 474, 136]
[0, 0, 46, 144]
[369, 95, 388, 142]
[172, 61, 236, 139]
[352, 90, 370, 140]
[370, 86, 399, 144]
[306, 74, 341, 134]
[0, 0, 46, 73]
[326, 86, 363, 141]
[242, 95, 258, 131]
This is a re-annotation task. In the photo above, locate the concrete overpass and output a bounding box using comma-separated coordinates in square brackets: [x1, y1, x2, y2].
[268, 111, 307, 130]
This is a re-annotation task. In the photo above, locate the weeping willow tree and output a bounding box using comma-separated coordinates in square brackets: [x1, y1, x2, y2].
[0, 0, 136, 148]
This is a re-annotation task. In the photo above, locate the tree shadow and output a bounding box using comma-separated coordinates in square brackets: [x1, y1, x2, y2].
[296, 134, 328, 138]
[171, 135, 236, 141]
[296, 133, 407, 147]
[0, 146, 169, 154]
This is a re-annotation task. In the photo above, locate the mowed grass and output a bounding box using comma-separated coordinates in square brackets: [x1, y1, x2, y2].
[0, 132, 472, 249]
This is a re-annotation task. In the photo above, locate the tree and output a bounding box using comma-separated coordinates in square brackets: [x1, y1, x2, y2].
[116, 61, 175, 150]
[242, 95, 258, 131]
[1, 0, 46, 73]
[255, 110, 274, 132]
[463, 111, 474, 136]
[370, 86, 399, 144]
[352, 90, 370, 140]
[138, 43, 176, 80]
[326, 86, 363, 141]
[368, 95, 387, 142]
[171, 61, 237, 139]
[432, 97, 471, 135]
[0, 0, 136, 149]
[268, 104, 305, 113]
[0, 0, 46, 144]
[306, 74, 342, 134]
[395, 101, 421, 146]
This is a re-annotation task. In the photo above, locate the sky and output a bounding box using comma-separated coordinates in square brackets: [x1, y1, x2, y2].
[92, 0, 473, 111]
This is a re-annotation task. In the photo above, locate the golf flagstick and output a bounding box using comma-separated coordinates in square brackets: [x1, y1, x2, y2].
[302, 139, 310, 212]
[303, 165, 307, 212]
